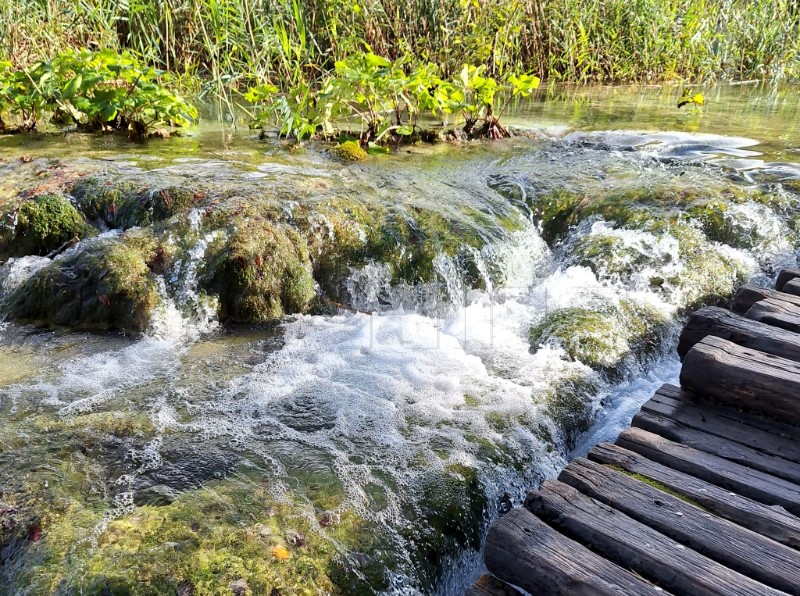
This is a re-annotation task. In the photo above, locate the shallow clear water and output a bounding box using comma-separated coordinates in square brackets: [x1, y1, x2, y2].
[1, 84, 799, 595]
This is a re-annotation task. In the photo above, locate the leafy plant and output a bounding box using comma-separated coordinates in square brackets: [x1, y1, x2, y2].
[0, 50, 197, 136]
[244, 51, 539, 144]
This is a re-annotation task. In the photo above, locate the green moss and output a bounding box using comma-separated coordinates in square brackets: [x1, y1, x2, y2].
[541, 372, 601, 450]
[0, 194, 91, 259]
[331, 141, 367, 162]
[71, 177, 203, 229]
[606, 465, 705, 508]
[529, 298, 668, 375]
[202, 220, 315, 323]
[6, 232, 161, 332]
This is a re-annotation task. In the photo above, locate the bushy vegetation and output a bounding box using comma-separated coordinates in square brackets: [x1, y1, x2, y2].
[245, 55, 539, 142]
[2, 0, 799, 100]
[0, 49, 197, 135]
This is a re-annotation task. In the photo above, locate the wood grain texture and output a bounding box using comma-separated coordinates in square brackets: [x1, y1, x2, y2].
[731, 284, 800, 315]
[777, 268, 800, 291]
[482, 507, 668, 596]
[525, 479, 786, 596]
[655, 384, 800, 442]
[631, 409, 800, 483]
[589, 442, 800, 549]
[558, 458, 800, 594]
[616, 427, 800, 514]
[782, 278, 800, 297]
[677, 306, 800, 362]
[746, 297, 800, 333]
[680, 335, 800, 425]
[465, 575, 524, 596]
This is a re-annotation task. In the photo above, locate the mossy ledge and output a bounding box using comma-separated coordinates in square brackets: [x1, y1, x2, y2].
[201, 219, 316, 323]
[0, 193, 93, 260]
[5, 232, 162, 333]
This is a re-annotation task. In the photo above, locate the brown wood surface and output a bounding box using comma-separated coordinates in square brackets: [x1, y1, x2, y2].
[589, 442, 800, 549]
[525, 479, 786, 596]
[482, 507, 668, 596]
[644, 392, 800, 463]
[631, 409, 800, 483]
[746, 297, 800, 333]
[782, 278, 800, 297]
[465, 575, 524, 596]
[677, 306, 800, 362]
[558, 458, 800, 594]
[680, 335, 800, 425]
[656, 384, 800, 441]
[731, 284, 800, 315]
[616, 427, 800, 514]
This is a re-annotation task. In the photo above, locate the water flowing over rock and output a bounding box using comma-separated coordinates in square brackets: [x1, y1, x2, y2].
[2, 87, 800, 594]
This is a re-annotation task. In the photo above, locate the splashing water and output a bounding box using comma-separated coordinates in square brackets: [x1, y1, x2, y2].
[2, 85, 800, 594]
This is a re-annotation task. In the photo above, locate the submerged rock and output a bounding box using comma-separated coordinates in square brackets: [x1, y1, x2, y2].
[0, 194, 91, 260]
[5, 232, 162, 333]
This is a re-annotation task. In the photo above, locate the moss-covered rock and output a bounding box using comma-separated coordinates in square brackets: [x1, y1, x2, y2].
[71, 177, 203, 230]
[202, 220, 315, 323]
[541, 372, 601, 451]
[5, 232, 162, 332]
[529, 299, 669, 374]
[0, 194, 91, 260]
[331, 141, 367, 162]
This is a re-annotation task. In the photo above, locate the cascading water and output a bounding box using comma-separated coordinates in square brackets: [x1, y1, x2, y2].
[1, 85, 800, 595]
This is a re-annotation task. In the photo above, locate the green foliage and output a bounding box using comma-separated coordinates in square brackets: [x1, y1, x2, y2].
[2, 0, 799, 105]
[677, 89, 705, 108]
[245, 52, 539, 143]
[0, 50, 197, 135]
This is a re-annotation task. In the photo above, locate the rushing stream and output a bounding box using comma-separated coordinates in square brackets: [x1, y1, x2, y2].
[1, 85, 799, 595]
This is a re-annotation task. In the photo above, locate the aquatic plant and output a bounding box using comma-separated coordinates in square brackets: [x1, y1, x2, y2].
[245, 53, 539, 143]
[0, 50, 197, 136]
[2, 0, 799, 112]
[6, 232, 162, 332]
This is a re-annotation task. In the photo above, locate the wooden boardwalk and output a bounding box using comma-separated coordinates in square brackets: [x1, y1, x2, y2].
[469, 270, 800, 596]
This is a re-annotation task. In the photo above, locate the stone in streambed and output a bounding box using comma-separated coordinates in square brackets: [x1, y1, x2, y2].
[5, 231, 164, 333]
[0, 194, 92, 260]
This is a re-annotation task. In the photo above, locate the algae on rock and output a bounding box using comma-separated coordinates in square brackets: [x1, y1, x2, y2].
[0, 194, 91, 260]
[5, 232, 162, 333]
[202, 220, 316, 323]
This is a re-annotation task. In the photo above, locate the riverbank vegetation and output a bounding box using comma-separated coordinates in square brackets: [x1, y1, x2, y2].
[3, 0, 799, 94]
[1, 1, 799, 138]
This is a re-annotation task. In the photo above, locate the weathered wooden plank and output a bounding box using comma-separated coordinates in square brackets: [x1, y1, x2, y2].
[525, 479, 786, 596]
[631, 409, 800, 484]
[465, 575, 524, 596]
[482, 507, 667, 596]
[677, 306, 800, 362]
[615, 427, 800, 514]
[746, 297, 800, 333]
[680, 335, 800, 425]
[777, 268, 800, 291]
[782, 278, 800, 297]
[559, 458, 800, 594]
[655, 384, 800, 440]
[644, 393, 800, 464]
[589, 442, 800, 549]
[731, 284, 800, 315]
